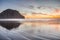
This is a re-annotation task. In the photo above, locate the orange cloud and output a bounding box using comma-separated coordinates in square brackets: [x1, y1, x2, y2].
[55, 9, 59, 12]
[53, 8, 60, 14]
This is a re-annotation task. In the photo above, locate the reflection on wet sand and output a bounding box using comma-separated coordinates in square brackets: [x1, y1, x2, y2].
[1, 21, 60, 40]
[19, 21, 60, 39]
[20, 21, 60, 32]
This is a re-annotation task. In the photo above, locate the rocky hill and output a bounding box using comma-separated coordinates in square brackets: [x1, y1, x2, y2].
[0, 9, 25, 30]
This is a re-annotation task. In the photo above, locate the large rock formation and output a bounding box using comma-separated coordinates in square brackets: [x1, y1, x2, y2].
[0, 9, 25, 30]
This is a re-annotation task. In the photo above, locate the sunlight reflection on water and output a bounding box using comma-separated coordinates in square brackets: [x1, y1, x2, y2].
[17, 21, 60, 40]
[20, 22, 60, 33]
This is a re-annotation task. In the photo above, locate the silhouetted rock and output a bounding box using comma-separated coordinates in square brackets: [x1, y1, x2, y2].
[0, 9, 25, 30]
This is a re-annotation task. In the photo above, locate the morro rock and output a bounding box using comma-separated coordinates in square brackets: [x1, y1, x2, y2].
[0, 9, 25, 30]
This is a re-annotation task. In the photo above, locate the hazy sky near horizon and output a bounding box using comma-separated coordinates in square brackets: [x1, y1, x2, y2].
[0, 0, 60, 14]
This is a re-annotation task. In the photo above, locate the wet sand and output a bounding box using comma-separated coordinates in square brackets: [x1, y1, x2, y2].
[0, 21, 60, 40]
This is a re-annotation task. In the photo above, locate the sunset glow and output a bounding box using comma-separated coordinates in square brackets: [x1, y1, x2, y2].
[24, 13, 60, 19]
[23, 7, 60, 19]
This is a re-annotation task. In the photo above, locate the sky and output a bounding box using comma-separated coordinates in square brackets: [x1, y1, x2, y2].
[0, 0, 60, 15]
